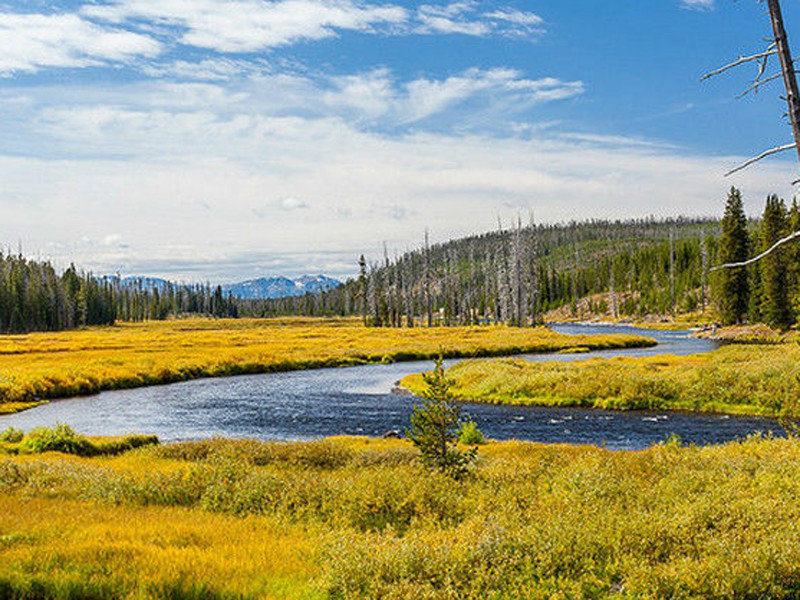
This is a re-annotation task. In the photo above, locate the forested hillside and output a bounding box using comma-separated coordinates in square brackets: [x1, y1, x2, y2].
[250, 217, 721, 324]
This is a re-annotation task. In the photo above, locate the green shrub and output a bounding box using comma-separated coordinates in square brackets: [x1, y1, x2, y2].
[0, 427, 23, 443]
[458, 420, 486, 445]
[20, 424, 95, 456]
[94, 435, 160, 456]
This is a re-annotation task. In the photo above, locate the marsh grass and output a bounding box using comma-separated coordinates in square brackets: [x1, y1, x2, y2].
[0, 317, 653, 414]
[401, 341, 800, 417]
[4, 436, 800, 598]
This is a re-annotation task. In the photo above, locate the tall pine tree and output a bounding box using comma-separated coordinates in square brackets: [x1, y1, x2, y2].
[760, 195, 793, 328]
[717, 187, 750, 325]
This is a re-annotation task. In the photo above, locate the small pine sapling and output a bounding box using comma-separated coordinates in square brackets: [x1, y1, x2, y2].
[408, 356, 476, 479]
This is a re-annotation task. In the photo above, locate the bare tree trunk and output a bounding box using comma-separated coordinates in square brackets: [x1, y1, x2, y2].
[513, 216, 524, 327]
[669, 229, 676, 316]
[609, 260, 618, 319]
[700, 228, 708, 313]
[424, 229, 432, 327]
[768, 0, 800, 166]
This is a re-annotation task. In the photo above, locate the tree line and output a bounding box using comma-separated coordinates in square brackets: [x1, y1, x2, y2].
[0, 254, 237, 334]
[6, 205, 799, 334]
[715, 186, 800, 328]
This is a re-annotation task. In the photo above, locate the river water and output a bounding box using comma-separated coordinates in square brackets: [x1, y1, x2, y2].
[0, 324, 781, 450]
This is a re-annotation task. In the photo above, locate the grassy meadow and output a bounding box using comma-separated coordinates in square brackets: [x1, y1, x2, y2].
[401, 338, 800, 417]
[3, 433, 800, 598]
[0, 317, 653, 414]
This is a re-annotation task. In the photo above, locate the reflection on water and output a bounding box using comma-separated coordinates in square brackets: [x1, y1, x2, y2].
[0, 324, 780, 450]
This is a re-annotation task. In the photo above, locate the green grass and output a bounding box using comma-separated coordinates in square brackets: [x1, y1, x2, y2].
[4, 435, 800, 598]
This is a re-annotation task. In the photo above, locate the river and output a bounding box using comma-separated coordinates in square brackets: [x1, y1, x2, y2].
[0, 324, 781, 450]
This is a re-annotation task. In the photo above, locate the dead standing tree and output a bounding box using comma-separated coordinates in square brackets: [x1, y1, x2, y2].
[704, 0, 800, 269]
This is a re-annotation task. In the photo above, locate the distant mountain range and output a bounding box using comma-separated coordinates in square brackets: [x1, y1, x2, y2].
[103, 274, 342, 300]
[222, 275, 342, 299]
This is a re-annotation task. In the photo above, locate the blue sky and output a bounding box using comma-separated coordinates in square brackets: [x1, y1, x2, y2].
[1, 0, 799, 281]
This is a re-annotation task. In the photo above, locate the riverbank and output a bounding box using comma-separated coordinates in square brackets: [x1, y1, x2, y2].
[2, 434, 800, 598]
[401, 340, 800, 417]
[0, 317, 654, 415]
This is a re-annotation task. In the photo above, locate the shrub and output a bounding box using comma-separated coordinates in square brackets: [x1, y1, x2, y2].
[0, 427, 23, 443]
[458, 420, 485, 445]
[21, 424, 95, 456]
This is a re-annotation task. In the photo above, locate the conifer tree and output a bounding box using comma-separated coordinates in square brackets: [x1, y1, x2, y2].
[717, 187, 750, 325]
[760, 195, 793, 328]
[787, 199, 800, 318]
[407, 357, 476, 480]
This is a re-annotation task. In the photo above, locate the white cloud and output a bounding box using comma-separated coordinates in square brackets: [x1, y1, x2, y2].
[0, 2, 547, 77]
[415, 2, 544, 37]
[0, 95, 794, 281]
[280, 197, 309, 210]
[415, 3, 490, 35]
[80, 0, 544, 57]
[141, 58, 263, 81]
[0, 12, 160, 74]
[15, 67, 583, 153]
[324, 68, 583, 124]
[83, 0, 408, 52]
[680, 0, 714, 11]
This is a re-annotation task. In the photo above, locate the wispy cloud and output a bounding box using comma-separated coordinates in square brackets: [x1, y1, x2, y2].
[0, 2, 546, 76]
[680, 0, 714, 12]
[324, 68, 583, 125]
[83, 0, 408, 52]
[0, 12, 160, 74]
[12, 67, 583, 158]
[415, 2, 544, 37]
[82, 0, 544, 54]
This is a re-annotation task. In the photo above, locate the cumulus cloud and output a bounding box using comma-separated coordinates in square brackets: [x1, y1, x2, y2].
[0, 12, 161, 74]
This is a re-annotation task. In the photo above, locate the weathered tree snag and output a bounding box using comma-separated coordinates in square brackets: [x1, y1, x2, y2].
[712, 0, 800, 270]
[767, 0, 800, 166]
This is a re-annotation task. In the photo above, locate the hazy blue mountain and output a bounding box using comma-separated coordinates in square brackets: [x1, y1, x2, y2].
[222, 275, 341, 299]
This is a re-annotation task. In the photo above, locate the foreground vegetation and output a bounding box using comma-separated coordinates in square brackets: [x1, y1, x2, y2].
[0, 317, 653, 414]
[402, 339, 800, 417]
[3, 434, 800, 598]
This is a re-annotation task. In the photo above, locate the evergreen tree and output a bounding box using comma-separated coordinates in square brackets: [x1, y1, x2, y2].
[787, 199, 800, 318]
[760, 195, 793, 328]
[407, 357, 476, 480]
[717, 187, 750, 325]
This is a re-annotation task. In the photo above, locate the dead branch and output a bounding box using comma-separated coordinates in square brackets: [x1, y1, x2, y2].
[724, 142, 797, 176]
[738, 72, 784, 98]
[701, 47, 777, 81]
[711, 228, 800, 270]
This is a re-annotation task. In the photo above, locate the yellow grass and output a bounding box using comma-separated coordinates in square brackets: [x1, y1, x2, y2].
[0, 317, 653, 413]
[5, 436, 800, 598]
[401, 341, 800, 416]
[0, 496, 319, 599]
